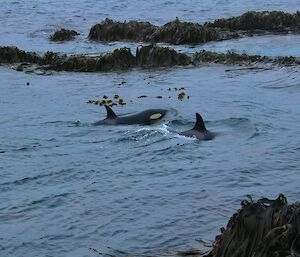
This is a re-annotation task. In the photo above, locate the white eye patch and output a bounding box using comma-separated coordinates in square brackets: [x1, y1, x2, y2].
[149, 113, 162, 120]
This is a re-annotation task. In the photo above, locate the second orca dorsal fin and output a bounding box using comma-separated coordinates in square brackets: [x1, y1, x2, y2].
[193, 113, 206, 131]
[105, 105, 117, 119]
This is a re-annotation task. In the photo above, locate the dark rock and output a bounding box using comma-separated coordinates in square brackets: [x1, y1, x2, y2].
[151, 19, 218, 44]
[208, 11, 300, 32]
[49, 29, 79, 41]
[89, 18, 157, 41]
[136, 45, 191, 68]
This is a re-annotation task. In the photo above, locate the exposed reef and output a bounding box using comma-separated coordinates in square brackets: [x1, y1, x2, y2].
[89, 18, 238, 45]
[149, 19, 219, 44]
[207, 11, 300, 32]
[1, 46, 300, 73]
[49, 29, 80, 41]
[203, 194, 300, 257]
[89, 11, 300, 45]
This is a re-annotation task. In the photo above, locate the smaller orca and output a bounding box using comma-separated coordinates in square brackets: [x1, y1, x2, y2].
[178, 113, 216, 140]
[93, 105, 168, 126]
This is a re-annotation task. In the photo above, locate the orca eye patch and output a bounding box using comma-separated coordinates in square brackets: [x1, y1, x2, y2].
[149, 113, 162, 120]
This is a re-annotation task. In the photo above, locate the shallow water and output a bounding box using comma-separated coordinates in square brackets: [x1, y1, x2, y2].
[1, 1, 300, 257]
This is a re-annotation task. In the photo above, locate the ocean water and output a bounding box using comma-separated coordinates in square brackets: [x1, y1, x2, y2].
[1, 1, 300, 257]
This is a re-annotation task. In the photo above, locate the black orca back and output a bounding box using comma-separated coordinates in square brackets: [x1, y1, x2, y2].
[193, 113, 206, 132]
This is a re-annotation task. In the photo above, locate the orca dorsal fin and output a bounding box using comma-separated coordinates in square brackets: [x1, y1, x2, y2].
[193, 113, 206, 131]
[105, 105, 117, 119]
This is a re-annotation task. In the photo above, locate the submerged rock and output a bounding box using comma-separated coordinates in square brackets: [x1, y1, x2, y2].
[49, 29, 80, 41]
[208, 11, 300, 32]
[136, 45, 191, 68]
[204, 194, 300, 257]
[89, 18, 157, 42]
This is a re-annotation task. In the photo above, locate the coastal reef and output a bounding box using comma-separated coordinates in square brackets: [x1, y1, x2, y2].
[203, 194, 300, 257]
[89, 18, 237, 44]
[89, 11, 300, 45]
[1, 46, 299, 73]
[49, 28, 80, 41]
[207, 11, 300, 32]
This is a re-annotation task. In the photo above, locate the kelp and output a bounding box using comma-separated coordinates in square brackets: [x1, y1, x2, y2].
[204, 194, 300, 257]
[89, 11, 300, 45]
[1, 46, 300, 72]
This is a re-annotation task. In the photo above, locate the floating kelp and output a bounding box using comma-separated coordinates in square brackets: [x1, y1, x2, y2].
[49, 29, 80, 41]
[207, 11, 300, 32]
[203, 194, 300, 257]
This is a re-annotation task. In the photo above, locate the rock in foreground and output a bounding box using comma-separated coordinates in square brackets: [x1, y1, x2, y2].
[204, 194, 300, 257]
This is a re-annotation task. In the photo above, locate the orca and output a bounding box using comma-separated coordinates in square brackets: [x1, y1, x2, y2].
[178, 113, 216, 140]
[93, 105, 168, 125]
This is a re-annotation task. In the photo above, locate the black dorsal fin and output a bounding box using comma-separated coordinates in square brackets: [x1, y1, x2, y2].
[193, 113, 206, 131]
[105, 105, 117, 119]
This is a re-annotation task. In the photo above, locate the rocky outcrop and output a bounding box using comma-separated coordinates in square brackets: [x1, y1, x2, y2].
[89, 18, 157, 42]
[49, 48, 136, 72]
[88, 12, 300, 46]
[207, 11, 300, 32]
[49, 29, 80, 41]
[0, 46, 42, 64]
[204, 194, 300, 257]
[89, 18, 240, 45]
[136, 45, 191, 67]
[1, 45, 300, 73]
[151, 19, 218, 44]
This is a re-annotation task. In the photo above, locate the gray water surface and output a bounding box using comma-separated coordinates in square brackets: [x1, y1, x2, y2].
[1, 1, 300, 257]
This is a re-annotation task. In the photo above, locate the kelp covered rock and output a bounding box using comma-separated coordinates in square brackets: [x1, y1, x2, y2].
[136, 45, 191, 67]
[208, 11, 300, 31]
[89, 18, 157, 41]
[49, 29, 80, 41]
[0, 46, 42, 64]
[49, 47, 136, 72]
[151, 19, 218, 44]
[193, 50, 269, 65]
[204, 194, 300, 257]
